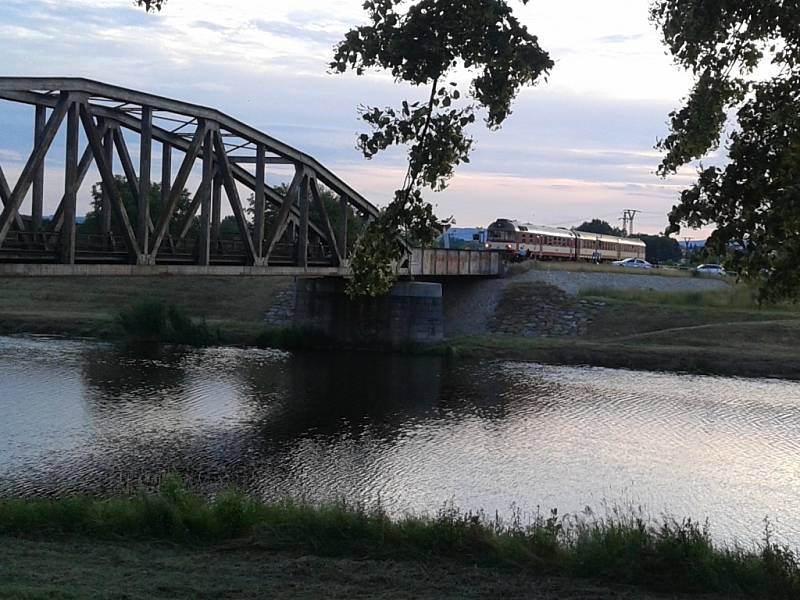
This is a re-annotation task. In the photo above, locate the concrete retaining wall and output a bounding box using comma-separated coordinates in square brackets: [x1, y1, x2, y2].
[292, 278, 443, 344]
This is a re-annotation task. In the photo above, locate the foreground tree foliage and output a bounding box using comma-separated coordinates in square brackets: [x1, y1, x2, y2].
[135, 0, 164, 11]
[653, 1, 800, 300]
[332, 0, 552, 295]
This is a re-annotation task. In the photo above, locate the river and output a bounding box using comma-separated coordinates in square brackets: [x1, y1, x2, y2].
[0, 335, 798, 545]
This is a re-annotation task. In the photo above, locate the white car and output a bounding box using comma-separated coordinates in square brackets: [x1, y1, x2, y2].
[695, 263, 726, 275]
[612, 257, 653, 269]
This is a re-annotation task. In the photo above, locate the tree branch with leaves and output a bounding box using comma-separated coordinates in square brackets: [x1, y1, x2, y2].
[653, 0, 800, 300]
[332, 0, 552, 295]
[135, 0, 165, 11]
[137, 0, 551, 295]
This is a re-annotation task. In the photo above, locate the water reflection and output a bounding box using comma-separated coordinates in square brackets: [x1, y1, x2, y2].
[0, 335, 798, 546]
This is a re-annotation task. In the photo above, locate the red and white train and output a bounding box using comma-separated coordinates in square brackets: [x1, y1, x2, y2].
[485, 218, 646, 262]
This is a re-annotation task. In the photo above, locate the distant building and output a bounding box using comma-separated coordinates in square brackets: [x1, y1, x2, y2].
[447, 227, 485, 242]
[437, 227, 486, 249]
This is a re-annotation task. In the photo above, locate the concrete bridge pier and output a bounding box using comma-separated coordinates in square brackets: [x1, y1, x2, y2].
[292, 278, 443, 345]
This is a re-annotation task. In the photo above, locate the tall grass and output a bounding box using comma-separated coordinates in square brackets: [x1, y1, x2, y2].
[118, 301, 215, 345]
[0, 478, 796, 598]
[580, 285, 799, 312]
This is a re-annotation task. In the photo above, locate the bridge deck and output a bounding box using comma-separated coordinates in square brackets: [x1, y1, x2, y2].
[0, 248, 502, 277]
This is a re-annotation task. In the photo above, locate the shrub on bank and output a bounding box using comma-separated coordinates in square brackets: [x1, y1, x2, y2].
[117, 302, 214, 346]
[0, 478, 797, 599]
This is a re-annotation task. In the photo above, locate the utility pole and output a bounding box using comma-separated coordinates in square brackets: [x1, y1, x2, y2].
[620, 209, 641, 237]
[683, 237, 692, 262]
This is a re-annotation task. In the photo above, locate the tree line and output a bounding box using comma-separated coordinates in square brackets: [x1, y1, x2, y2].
[575, 219, 682, 264]
[75, 177, 364, 254]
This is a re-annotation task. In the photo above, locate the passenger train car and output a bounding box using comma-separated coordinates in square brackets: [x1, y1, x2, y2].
[486, 218, 646, 262]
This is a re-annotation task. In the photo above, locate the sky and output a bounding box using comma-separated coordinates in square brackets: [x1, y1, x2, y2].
[0, 0, 711, 237]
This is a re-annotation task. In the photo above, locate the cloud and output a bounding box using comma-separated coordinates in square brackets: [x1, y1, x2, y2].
[0, 0, 709, 236]
[0, 149, 23, 162]
[193, 20, 230, 33]
[595, 33, 645, 44]
[251, 19, 340, 45]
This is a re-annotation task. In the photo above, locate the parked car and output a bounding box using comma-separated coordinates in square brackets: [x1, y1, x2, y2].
[695, 263, 726, 275]
[612, 257, 653, 269]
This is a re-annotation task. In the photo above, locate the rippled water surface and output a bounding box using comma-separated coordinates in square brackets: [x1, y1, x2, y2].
[1, 335, 799, 544]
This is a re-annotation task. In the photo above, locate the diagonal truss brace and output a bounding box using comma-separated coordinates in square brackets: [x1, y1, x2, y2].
[79, 104, 140, 258]
[0, 93, 70, 246]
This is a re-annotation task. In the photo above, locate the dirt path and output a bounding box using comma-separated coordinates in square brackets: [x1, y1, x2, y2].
[610, 318, 800, 342]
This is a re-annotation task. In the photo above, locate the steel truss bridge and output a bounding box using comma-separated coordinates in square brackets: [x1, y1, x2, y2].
[0, 77, 380, 276]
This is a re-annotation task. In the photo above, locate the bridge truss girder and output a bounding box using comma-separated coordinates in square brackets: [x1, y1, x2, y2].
[0, 78, 378, 268]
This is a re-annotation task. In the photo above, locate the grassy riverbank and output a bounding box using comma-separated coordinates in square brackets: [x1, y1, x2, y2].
[1, 274, 798, 379]
[446, 282, 800, 379]
[0, 480, 797, 599]
[0, 276, 293, 343]
[444, 332, 800, 379]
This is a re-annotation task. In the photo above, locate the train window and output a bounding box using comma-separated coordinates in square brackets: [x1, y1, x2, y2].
[489, 230, 514, 242]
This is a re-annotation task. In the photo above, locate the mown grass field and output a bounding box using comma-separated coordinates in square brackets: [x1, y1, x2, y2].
[0, 537, 718, 600]
[581, 286, 800, 346]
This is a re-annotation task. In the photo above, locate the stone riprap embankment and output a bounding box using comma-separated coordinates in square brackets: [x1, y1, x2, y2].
[489, 282, 607, 338]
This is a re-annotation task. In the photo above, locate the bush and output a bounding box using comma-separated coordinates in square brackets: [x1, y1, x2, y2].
[118, 302, 214, 346]
[117, 301, 167, 341]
